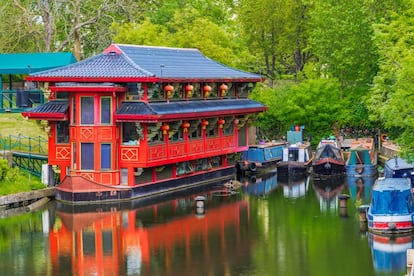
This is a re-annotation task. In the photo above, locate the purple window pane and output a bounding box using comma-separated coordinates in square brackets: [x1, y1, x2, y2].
[81, 143, 94, 170]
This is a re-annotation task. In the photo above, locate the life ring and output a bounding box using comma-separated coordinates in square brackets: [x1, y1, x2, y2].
[381, 134, 388, 142]
[249, 162, 257, 172]
[250, 175, 257, 184]
[355, 166, 364, 174]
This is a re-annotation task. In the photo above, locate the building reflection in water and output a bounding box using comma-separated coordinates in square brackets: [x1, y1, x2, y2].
[346, 175, 376, 205]
[279, 174, 310, 199]
[49, 182, 250, 275]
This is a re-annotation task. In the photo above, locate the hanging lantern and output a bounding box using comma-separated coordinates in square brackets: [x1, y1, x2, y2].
[185, 84, 194, 98]
[182, 121, 190, 132]
[161, 124, 170, 135]
[219, 83, 228, 97]
[233, 118, 239, 125]
[201, 120, 209, 130]
[164, 84, 174, 97]
[218, 118, 225, 128]
[203, 85, 212, 97]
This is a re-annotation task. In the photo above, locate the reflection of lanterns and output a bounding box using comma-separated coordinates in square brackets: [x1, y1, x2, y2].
[161, 124, 170, 134]
[219, 83, 228, 97]
[218, 118, 225, 128]
[182, 121, 190, 132]
[185, 84, 194, 98]
[164, 84, 174, 97]
[203, 85, 211, 97]
[201, 120, 209, 130]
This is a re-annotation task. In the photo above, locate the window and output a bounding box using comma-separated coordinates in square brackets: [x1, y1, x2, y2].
[56, 121, 69, 144]
[100, 97, 111, 124]
[72, 97, 76, 124]
[122, 123, 140, 145]
[81, 143, 94, 170]
[101, 144, 111, 170]
[81, 97, 94, 124]
[72, 143, 76, 169]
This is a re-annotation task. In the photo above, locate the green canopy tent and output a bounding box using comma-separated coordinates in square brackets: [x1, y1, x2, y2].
[0, 52, 76, 111]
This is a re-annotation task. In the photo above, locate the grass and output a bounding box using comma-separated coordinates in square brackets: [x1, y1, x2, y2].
[0, 113, 47, 195]
[0, 113, 47, 138]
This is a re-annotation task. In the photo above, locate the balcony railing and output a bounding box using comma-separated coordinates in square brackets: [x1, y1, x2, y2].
[0, 89, 44, 112]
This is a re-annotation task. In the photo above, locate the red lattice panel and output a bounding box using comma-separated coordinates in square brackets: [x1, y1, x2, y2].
[121, 148, 138, 161]
[80, 127, 94, 140]
[168, 143, 185, 157]
[100, 127, 113, 140]
[149, 146, 166, 160]
[189, 141, 203, 153]
[56, 146, 70, 160]
[80, 172, 94, 181]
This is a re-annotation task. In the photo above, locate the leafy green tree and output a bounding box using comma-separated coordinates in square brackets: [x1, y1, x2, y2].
[367, 1, 414, 150]
[306, 0, 377, 95]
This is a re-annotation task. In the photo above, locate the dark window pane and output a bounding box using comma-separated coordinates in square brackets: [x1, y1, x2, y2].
[101, 144, 111, 169]
[81, 143, 94, 170]
[101, 97, 111, 124]
[81, 97, 94, 124]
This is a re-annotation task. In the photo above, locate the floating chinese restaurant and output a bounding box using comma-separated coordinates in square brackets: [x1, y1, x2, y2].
[22, 44, 266, 203]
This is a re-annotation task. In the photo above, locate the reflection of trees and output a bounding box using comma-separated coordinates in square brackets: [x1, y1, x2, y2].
[0, 211, 48, 275]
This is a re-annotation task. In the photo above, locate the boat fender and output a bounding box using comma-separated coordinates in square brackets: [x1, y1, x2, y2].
[355, 166, 364, 174]
[249, 162, 257, 172]
[250, 175, 257, 184]
[324, 162, 331, 169]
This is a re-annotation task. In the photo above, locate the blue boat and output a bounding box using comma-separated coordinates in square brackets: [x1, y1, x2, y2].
[367, 177, 414, 234]
[236, 141, 286, 173]
[345, 138, 378, 177]
[384, 157, 414, 182]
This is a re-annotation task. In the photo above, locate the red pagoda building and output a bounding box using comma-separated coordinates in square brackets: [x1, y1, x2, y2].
[22, 43, 266, 203]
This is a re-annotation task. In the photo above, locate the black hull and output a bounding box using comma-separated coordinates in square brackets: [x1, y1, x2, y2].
[312, 161, 346, 178]
[56, 167, 235, 204]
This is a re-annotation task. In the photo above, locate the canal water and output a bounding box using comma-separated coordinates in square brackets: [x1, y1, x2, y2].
[0, 172, 409, 276]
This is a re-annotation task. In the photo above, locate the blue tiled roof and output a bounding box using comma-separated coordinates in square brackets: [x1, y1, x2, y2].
[21, 100, 69, 120]
[29, 44, 262, 82]
[115, 99, 267, 121]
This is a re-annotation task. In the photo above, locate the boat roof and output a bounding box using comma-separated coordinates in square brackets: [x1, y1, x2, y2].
[385, 157, 414, 171]
[349, 137, 375, 151]
[249, 141, 287, 149]
[373, 177, 411, 192]
[287, 142, 311, 149]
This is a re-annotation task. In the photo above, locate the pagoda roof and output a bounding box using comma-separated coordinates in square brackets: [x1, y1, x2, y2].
[21, 100, 69, 120]
[27, 44, 262, 83]
[0, 52, 77, 75]
[114, 99, 267, 122]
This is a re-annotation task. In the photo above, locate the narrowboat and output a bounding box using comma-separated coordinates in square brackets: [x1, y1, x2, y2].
[384, 157, 414, 182]
[367, 177, 414, 234]
[312, 137, 346, 178]
[21, 43, 267, 204]
[345, 137, 378, 177]
[277, 142, 313, 177]
[236, 141, 286, 173]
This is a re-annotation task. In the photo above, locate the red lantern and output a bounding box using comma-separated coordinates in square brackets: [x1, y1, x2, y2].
[182, 121, 190, 132]
[218, 119, 225, 128]
[185, 84, 193, 98]
[161, 124, 170, 134]
[203, 85, 212, 97]
[201, 120, 209, 130]
[219, 83, 228, 96]
[164, 84, 174, 97]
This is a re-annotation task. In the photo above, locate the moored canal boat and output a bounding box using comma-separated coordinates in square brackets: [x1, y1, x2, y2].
[277, 142, 313, 177]
[236, 141, 286, 174]
[367, 177, 414, 234]
[21, 43, 267, 204]
[345, 137, 378, 177]
[312, 137, 346, 178]
[384, 157, 414, 185]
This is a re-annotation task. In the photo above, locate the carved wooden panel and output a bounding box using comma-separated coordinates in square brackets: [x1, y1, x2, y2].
[100, 127, 113, 140]
[121, 148, 139, 161]
[168, 143, 185, 157]
[56, 146, 71, 160]
[189, 141, 203, 153]
[149, 145, 166, 160]
[100, 173, 113, 184]
[80, 172, 94, 181]
[80, 127, 94, 140]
